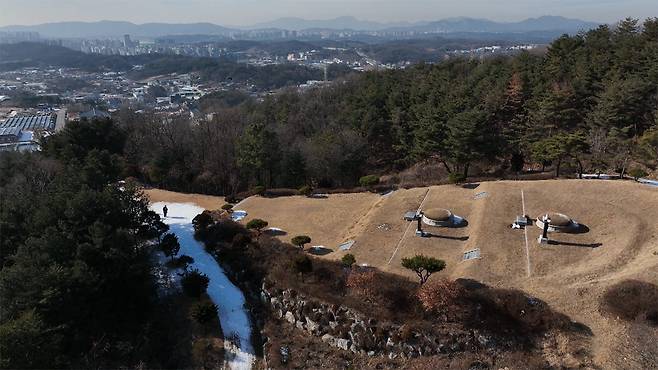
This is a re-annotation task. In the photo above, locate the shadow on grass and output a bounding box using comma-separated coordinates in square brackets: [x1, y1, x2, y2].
[462, 183, 480, 190]
[307, 247, 333, 256]
[564, 223, 590, 234]
[547, 240, 602, 248]
[425, 233, 470, 241]
[264, 229, 287, 236]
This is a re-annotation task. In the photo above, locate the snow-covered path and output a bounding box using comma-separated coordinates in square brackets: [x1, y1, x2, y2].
[151, 202, 255, 370]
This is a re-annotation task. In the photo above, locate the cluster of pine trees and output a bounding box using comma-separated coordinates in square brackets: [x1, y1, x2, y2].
[116, 18, 658, 195]
[0, 121, 175, 368]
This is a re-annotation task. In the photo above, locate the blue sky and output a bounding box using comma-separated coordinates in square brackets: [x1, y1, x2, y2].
[0, 0, 654, 26]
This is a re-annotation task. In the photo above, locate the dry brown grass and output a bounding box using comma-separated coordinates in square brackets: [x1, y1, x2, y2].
[145, 179, 658, 369]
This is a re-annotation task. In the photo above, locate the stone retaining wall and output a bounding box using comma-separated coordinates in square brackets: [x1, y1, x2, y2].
[260, 284, 492, 359]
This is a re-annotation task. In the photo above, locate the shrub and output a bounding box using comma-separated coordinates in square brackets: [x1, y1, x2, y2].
[601, 280, 658, 326]
[292, 255, 313, 278]
[359, 175, 380, 188]
[221, 204, 234, 211]
[225, 195, 240, 204]
[298, 185, 313, 196]
[628, 167, 648, 180]
[181, 269, 210, 298]
[416, 279, 462, 313]
[313, 266, 334, 281]
[263, 188, 298, 197]
[291, 235, 311, 250]
[191, 338, 223, 369]
[177, 255, 194, 267]
[448, 172, 467, 184]
[398, 324, 416, 341]
[471, 287, 569, 332]
[246, 219, 268, 234]
[204, 219, 246, 244]
[192, 211, 214, 233]
[167, 254, 194, 269]
[251, 185, 266, 195]
[191, 301, 218, 325]
[346, 270, 377, 301]
[402, 255, 446, 284]
[160, 233, 181, 261]
[341, 253, 356, 268]
[232, 233, 250, 249]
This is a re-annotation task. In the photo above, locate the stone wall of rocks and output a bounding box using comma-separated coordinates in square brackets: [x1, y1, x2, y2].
[260, 284, 489, 359]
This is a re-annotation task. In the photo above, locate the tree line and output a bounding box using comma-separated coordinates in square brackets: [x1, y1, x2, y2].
[112, 18, 658, 196]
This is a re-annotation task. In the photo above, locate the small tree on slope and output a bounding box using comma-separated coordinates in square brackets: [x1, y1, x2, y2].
[402, 255, 446, 285]
[161, 233, 181, 261]
[246, 219, 268, 235]
[291, 235, 311, 250]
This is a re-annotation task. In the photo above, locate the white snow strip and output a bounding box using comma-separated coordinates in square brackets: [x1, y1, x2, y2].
[639, 178, 658, 187]
[151, 202, 255, 370]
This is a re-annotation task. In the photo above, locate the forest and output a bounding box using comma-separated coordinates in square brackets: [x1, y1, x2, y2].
[115, 18, 658, 196]
[0, 120, 203, 368]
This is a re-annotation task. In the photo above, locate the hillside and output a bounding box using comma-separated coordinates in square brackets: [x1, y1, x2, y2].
[146, 178, 658, 368]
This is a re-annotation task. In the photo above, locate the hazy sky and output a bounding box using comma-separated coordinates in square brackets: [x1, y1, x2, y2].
[0, 0, 654, 26]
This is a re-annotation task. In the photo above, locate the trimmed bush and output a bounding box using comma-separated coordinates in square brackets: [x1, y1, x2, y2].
[291, 235, 312, 250]
[628, 167, 648, 180]
[251, 185, 266, 195]
[448, 172, 467, 184]
[359, 175, 380, 188]
[341, 253, 356, 268]
[246, 219, 268, 234]
[298, 185, 313, 196]
[221, 204, 234, 211]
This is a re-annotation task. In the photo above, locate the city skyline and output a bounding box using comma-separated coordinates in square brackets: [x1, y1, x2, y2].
[1, 0, 656, 27]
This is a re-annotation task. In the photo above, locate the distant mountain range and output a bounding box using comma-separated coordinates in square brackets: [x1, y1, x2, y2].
[246, 16, 419, 31]
[0, 21, 234, 39]
[247, 15, 599, 33]
[0, 16, 600, 39]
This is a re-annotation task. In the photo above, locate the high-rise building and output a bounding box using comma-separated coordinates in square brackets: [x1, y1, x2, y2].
[123, 34, 133, 48]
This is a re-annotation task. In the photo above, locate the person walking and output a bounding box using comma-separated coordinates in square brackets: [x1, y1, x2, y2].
[163, 205, 168, 218]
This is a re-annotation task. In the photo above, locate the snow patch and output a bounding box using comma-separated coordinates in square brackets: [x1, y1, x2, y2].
[231, 210, 248, 222]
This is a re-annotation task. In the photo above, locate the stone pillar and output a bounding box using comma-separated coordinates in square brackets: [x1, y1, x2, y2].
[538, 215, 550, 244]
